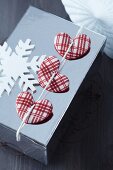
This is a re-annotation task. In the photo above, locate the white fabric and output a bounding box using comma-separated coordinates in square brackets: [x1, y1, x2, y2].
[61, 0, 113, 58]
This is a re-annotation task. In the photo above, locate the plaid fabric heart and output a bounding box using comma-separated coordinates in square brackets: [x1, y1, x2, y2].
[38, 56, 69, 93]
[54, 33, 91, 60]
[16, 91, 53, 124]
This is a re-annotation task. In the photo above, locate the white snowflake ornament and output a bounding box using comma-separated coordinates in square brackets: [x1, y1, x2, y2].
[0, 39, 46, 96]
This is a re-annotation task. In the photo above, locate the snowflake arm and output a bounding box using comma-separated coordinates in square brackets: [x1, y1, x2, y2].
[15, 39, 35, 58]
[27, 55, 46, 73]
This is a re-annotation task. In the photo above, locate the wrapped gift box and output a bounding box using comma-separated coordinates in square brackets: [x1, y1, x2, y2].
[0, 6, 106, 164]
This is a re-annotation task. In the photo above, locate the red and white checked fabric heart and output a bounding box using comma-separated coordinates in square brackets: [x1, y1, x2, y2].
[54, 33, 91, 60]
[16, 91, 53, 124]
[38, 56, 69, 93]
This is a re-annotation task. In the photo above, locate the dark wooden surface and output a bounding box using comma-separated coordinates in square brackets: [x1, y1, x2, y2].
[0, 0, 113, 169]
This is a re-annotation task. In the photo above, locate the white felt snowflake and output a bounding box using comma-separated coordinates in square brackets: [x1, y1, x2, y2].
[0, 39, 46, 96]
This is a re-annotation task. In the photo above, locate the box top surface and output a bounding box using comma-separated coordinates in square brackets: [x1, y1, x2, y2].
[0, 6, 106, 145]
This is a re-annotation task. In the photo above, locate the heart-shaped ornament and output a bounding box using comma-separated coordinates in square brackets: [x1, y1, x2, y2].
[38, 56, 69, 93]
[16, 91, 53, 124]
[54, 33, 91, 60]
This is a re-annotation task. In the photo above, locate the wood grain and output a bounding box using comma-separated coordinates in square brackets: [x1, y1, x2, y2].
[0, 0, 113, 169]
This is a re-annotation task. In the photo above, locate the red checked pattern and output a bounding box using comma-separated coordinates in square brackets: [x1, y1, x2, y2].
[16, 91, 53, 124]
[54, 33, 91, 60]
[38, 56, 69, 93]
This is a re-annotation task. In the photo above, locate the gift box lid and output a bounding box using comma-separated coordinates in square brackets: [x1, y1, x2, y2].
[0, 6, 106, 147]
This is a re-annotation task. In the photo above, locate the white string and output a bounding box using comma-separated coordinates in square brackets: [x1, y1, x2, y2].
[16, 26, 83, 141]
[59, 26, 83, 72]
[59, 41, 73, 72]
[16, 105, 34, 141]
